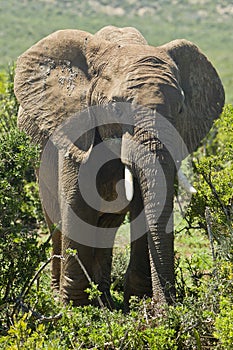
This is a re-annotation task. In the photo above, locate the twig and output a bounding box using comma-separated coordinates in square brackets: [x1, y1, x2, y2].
[74, 252, 117, 349]
[175, 193, 186, 221]
[21, 255, 64, 299]
[175, 194, 202, 234]
[0, 301, 8, 312]
[119, 330, 130, 350]
[44, 221, 62, 246]
[193, 161, 230, 222]
[205, 207, 216, 262]
[18, 300, 62, 323]
[10, 254, 64, 321]
[206, 177, 229, 221]
[2, 261, 14, 301]
[74, 253, 104, 309]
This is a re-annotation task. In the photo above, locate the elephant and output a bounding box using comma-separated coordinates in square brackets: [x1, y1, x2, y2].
[14, 25, 224, 309]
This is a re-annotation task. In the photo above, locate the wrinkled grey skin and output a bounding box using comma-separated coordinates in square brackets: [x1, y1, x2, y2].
[14, 26, 224, 309]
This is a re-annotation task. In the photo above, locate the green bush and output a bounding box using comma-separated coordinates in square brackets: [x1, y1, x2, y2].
[0, 72, 6, 96]
[0, 67, 47, 332]
[214, 296, 233, 349]
[111, 246, 130, 292]
[0, 301, 179, 349]
[174, 104, 233, 348]
[186, 105, 233, 237]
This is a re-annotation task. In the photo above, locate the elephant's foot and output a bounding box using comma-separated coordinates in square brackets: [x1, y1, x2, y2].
[61, 284, 115, 308]
[62, 296, 90, 307]
[60, 259, 91, 306]
[91, 289, 115, 310]
[61, 275, 90, 306]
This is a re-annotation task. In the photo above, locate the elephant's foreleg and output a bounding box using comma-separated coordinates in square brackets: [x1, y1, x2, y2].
[61, 236, 94, 306]
[93, 247, 114, 308]
[93, 213, 126, 308]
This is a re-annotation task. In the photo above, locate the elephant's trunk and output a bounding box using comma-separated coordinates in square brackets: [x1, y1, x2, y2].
[139, 149, 175, 304]
[122, 114, 176, 304]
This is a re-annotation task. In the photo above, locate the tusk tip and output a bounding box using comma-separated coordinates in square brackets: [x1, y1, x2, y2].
[189, 186, 197, 194]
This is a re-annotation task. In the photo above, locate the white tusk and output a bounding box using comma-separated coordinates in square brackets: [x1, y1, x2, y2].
[125, 166, 134, 201]
[178, 169, 197, 194]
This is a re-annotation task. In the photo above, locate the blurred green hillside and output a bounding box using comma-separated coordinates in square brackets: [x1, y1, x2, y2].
[0, 0, 232, 102]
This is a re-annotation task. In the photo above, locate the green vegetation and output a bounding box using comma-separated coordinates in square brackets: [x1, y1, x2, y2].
[0, 62, 232, 348]
[0, 2, 232, 346]
[0, 0, 232, 102]
[0, 68, 48, 331]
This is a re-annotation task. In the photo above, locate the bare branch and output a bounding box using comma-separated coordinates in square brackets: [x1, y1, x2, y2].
[21, 255, 64, 299]
[18, 300, 62, 323]
[74, 252, 117, 349]
[205, 207, 216, 262]
[74, 253, 104, 309]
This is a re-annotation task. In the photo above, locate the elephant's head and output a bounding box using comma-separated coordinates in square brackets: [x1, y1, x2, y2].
[14, 26, 224, 305]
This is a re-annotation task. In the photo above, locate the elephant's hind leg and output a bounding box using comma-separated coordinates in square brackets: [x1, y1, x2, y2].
[51, 228, 62, 291]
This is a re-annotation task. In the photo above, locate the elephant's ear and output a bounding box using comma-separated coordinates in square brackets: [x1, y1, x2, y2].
[160, 39, 225, 153]
[14, 29, 95, 158]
